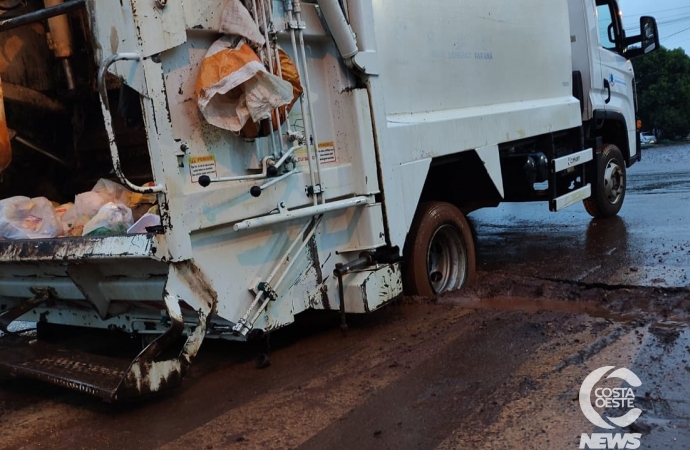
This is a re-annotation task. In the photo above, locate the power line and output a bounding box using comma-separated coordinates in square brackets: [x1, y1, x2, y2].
[623, 5, 690, 17]
[624, 13, 690, 32]
[624, 15, 690, 29]
[663, 25, 690, 42]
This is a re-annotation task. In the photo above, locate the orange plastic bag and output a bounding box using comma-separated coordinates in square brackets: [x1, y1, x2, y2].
[195, 37, 294, 133]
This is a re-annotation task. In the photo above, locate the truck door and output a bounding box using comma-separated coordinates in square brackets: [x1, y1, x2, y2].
[592, 0, 637, 158]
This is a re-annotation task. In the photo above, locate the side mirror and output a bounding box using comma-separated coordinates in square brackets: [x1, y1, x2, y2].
[625, 16, 660, 58]
[639, 16, 660, 54]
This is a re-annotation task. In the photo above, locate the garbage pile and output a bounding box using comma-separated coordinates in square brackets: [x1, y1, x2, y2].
[0, 179, 160, 240]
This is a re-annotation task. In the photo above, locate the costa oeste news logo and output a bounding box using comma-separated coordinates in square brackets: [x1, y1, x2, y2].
[579, 366, 643, 449]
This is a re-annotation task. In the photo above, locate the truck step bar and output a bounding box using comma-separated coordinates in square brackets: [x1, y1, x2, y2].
[552, 148, 593, 173]
[551, 184, 592, 212]
[0, 339, 134, 399]
[549, 148, 593, 211]
[0, 292, 209, 402]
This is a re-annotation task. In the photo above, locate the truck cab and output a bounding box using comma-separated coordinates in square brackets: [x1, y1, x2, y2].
[569, 0, 659, 166]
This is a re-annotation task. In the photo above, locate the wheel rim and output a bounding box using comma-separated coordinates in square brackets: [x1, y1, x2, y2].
[426, 224, 467, 293]
[603, 159, 624, 205]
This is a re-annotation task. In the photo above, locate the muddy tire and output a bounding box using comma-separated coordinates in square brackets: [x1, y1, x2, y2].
[403, 202, 476, 297]
[583, 144, 626, 218]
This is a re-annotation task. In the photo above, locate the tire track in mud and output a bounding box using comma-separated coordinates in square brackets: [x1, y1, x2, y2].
[160, 306, 480, 450]
[0, 304, 479, 450]
[0, 304, 604, 450]
[0, 269, 687, 449]
[298, 312, 554, 450]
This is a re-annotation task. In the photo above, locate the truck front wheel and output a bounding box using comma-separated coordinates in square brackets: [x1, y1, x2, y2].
[403, 202, 476, 297]
[583, 144, 626, 218]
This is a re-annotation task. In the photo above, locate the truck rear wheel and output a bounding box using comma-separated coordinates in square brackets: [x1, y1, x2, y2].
[583, 144, 626, 218]
[403, 202, 476, 297]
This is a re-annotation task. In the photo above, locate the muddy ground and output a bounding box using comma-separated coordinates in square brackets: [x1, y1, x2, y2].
[0, 143, 689, 450]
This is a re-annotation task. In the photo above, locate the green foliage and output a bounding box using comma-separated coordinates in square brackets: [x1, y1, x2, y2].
[632, 47, 690, 138]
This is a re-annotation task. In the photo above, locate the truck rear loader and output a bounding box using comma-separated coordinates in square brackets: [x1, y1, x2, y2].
[0, 0, 659, 400]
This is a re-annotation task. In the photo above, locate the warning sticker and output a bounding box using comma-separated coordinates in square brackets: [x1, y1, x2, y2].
[317, 141, 337, 164]
[294, 143, 337, 168]
[189, 155, 217, 183]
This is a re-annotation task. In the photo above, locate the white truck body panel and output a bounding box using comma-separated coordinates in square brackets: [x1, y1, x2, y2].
[371, 0, 582, 248]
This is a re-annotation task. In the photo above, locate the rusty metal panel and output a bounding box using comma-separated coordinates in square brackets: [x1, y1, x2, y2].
[0, 234, 163, 262]
[334, 263, 403, 314]
[86, 0, 185, 58]
[182, 0, 224, 31]
[86, 0, 187, 96]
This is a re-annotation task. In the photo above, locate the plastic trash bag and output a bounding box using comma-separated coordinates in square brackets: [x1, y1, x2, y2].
[82, 202, 133, 236]
[72, 178, 145, 218]
[92, 178, 133, 206]
[0, 196, 62, 239]
[195, 37, 294, 132]
[72, 190, 108, 221]
[54, 202, 74, 235]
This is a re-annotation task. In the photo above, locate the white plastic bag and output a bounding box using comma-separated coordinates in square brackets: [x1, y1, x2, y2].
[92, 178, 133, 206]
[73, 190, 108, 219]
[82, 202, 133, 236]
[0, 196, 62, 239]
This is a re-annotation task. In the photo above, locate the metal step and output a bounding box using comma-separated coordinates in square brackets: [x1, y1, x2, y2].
[0, 292, 210, 402]
[552, 148, 593, 173]
[550, 184, 592, 212]
[0, 338, 131, 400]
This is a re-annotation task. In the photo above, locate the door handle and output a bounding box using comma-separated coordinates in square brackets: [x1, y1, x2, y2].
[603, 79, 611, 104]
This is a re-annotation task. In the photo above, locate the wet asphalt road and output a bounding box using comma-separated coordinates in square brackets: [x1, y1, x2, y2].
[470, 142, 690, 288]
[1, 143, 689, 450]
[467, 142, 690, 449]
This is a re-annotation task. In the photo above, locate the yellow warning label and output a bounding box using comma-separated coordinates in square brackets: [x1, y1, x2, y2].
[317, 141, 336, 164]
[294, 143, 337, 168]
[189, 155, 215, 164]
[189, 155, 217, 183]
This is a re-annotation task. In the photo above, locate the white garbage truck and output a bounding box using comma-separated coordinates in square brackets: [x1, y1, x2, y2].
[0, 0, 658, 400]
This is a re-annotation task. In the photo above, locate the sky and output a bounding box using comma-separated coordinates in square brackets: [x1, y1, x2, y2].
[619, 0, 690, 54]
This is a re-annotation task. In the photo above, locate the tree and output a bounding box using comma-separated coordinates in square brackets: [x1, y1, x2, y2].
[632, 47, 690, 139]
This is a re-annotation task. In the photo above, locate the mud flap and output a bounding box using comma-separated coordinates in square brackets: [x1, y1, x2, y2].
[0, 292, 211, 402]
[114, 291, 209, 401]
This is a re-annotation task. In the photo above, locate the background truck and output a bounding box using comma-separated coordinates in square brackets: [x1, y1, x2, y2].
[0, 0, 658, 401]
